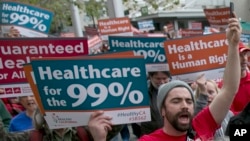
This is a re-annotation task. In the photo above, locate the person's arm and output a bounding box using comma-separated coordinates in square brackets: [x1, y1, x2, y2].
[195, 94, 208, 116]
[0, 99, 12, 132]
[209, 13, 241, 125]
[194, 74, 209, 115]
[88, 110, 113, 141]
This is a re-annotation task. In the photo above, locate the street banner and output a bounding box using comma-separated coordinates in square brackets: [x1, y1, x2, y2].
[25, 55, 150, 128]
[97, 17, 133, 40]
[0, 37, 88, 98]
[164, 33, 228, 82]
[0, 0, 53, 37]
[203, 7, 230, 31]
[109, 36, 168, 72]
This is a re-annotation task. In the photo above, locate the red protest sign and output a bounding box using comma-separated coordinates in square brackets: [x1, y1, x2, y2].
[0, 38, 88, 84]
[164, 33, 228, 75]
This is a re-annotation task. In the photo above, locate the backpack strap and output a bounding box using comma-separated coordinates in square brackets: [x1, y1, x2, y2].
[77, 127, 90, 141]
[29, 129, 44, 141]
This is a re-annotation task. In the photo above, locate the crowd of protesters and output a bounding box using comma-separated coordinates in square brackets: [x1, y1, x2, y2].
[0, 12, 250, 141]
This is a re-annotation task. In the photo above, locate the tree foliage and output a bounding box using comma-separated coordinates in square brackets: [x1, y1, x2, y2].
[13, 0, 102, 34]
[84, 0, 105, 27]
[145, 0, 159, 10]
[123, 0, 180, 15]
[85, 0, 104, 20]
[14, 0, 71, 33]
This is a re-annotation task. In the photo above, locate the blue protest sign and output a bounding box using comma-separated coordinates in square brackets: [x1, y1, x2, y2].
[241, 34, 250, 46]
[137, 20, 155, 31]
[31, 57, 149, 111]
[109, 36, 168, 72]
[1, 1, 53, 34]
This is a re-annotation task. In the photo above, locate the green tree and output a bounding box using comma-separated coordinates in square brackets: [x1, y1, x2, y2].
[123, 0, 180, 14]
[14, 0, 85, 34]
[145, 0, 159, 10]
[84, 0, 105, 28]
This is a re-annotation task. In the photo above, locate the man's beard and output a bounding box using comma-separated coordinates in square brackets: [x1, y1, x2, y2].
[165, 109, 193, 132]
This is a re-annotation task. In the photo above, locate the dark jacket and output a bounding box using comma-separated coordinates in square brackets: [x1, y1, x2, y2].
[140, 83, 163, 135]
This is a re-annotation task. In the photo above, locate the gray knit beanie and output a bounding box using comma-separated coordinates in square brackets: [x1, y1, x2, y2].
[157, 80, 195, 113]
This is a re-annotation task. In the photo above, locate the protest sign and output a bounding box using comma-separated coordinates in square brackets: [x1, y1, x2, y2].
[60, 32, 75, 37]
[0, 37, 88, 98]
[203, 7, 230, 31]
[164, 33, 228, 82]
[190, 22, 202, 30]
[24, 54, 150, 128]
[84, 26, 98, 36]
[109, 36, 168, 72]
[88, 35, 103, 54]
[23, 51, 136, 115]
[98, 17, 133, 40]
[137, 20, 155, 32]
[1, 0, 53, 37]
[241, 34, 250, 46]
[180, 29, 203, 38]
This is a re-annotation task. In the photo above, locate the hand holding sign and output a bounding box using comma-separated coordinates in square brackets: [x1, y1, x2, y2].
[88, 110, 112, 141]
